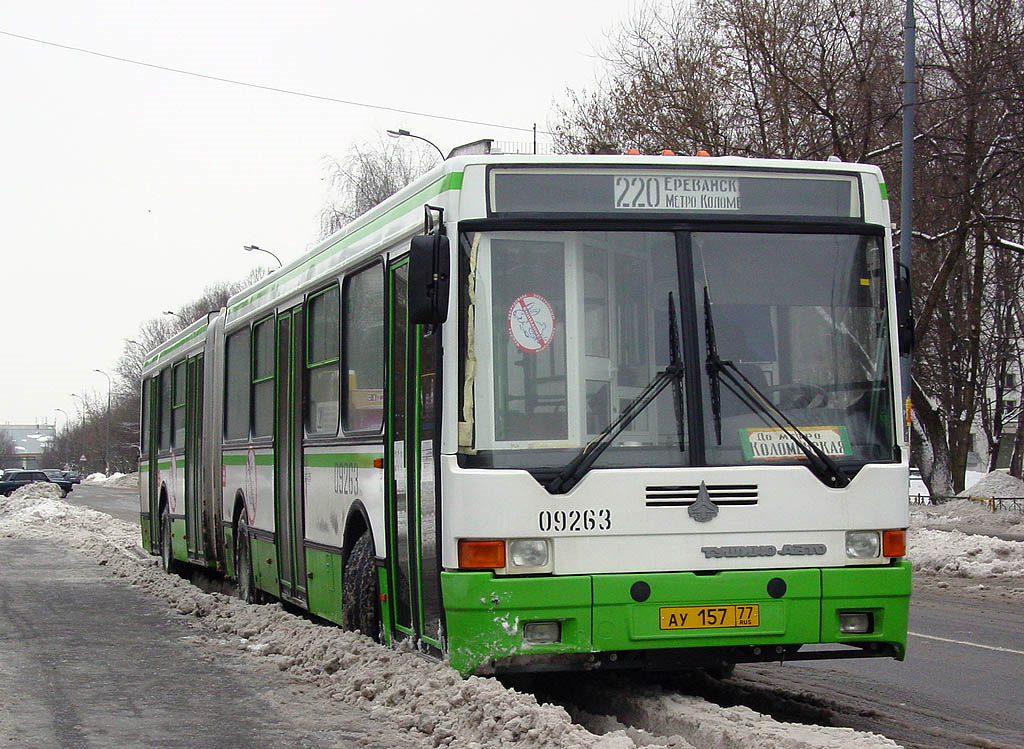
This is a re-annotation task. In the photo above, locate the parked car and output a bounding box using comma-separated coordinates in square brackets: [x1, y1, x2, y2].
[61, 470, 82, 484]
[0, 469, 74, 497]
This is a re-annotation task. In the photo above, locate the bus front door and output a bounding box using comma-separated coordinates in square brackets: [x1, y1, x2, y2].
[275, 306, 308, 605]
[184, 354, 204, 560]
[386, 259, 443, 650]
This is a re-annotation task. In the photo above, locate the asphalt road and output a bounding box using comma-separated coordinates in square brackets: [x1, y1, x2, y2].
[0, 537, 412, 748]
[65, 481, 141, 524]
[728, 578, 1024, 748]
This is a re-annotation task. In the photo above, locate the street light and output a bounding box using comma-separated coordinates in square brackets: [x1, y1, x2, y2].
[243, 245, 283, 268]
[386, 128, 445, 161]
[94, 369, 111, 475]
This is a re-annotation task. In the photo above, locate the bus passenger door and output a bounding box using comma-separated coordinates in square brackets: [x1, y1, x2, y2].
[275, 306, 308, 605]
[386, 259, 443, 649]
[184, 354, 204, 559]
[145, 377, 161, 549]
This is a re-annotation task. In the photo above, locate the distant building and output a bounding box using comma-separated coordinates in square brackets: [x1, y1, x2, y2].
[1, 424, 56, 469]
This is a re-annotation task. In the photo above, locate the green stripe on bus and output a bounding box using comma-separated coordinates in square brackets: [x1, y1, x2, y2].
[228, 170, 464, 317]
[879, 183, 888, 200]
[221, 452, 382, 468]
[304, 452, 383, 468]
[143, 324, 209, 367]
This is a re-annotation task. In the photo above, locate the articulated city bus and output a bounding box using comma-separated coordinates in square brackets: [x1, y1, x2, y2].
[139, 150, 911, 676]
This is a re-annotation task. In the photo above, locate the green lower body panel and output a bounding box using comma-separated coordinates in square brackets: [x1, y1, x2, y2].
[442, 572, 593, 676]
[441, 562, 911, 676]
[222, 527, 235, 579]
[821, 563, 911, 659]
[171, 519, 188, 563]
[305, 547, 343, 625]
[252, 538, 281, 599]
[140, 514, 152, 553]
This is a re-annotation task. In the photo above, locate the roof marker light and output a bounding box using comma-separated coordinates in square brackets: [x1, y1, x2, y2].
[625, 148, 640, 155]
[661, 149, 675, 156]
[696, 149, 711, 157]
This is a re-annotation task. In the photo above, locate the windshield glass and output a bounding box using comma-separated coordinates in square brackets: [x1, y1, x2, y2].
[694, 232, 895, 467]
[458, 229, 896, 475]
[458, 230, 688, 472]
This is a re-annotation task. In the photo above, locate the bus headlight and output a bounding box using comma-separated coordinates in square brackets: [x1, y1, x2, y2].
[845, 531, 880, 559]
[507, 539, 550, 570]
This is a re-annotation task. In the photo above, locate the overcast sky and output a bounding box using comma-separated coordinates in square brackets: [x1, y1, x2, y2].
[0, 0, 632, 427]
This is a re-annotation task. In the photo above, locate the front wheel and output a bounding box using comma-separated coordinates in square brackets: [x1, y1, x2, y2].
[234, 516, 259, 604]
[342, 532, 380, 641]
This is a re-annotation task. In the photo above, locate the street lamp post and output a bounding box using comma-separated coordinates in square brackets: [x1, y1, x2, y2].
[94, 369, 111, 475]
[386, 128, 445, 161]
[243, 245, 283, 268]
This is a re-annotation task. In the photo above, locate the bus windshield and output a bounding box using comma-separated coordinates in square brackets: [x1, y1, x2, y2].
[457, 229, 896, 478]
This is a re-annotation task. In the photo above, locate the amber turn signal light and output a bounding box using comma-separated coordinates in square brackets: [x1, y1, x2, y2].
[882, 529, 906, 557]
[458, 540, 506, 570]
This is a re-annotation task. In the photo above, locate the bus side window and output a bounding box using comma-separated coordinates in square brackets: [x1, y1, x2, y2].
[306, 284, 340, 436]
[342, 264, 384, 433]
[159, 368, 171, 451]
[224, 328, 251, 441]
[171, 361, 186, 449]
[251, 317, 275, 438]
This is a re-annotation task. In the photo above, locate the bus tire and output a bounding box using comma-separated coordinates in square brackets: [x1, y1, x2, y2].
[342, 532, 380, 642]
[235, 516, 259, 604]
[159, 506, 177, 573]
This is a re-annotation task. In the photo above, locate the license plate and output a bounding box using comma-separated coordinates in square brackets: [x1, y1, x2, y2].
[659, 604, 760, 630]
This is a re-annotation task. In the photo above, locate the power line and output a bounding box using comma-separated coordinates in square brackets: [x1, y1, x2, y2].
[0, 28, 553, 136]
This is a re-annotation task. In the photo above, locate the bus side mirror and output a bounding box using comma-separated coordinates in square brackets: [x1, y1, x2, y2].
[896, 263, 914, 355]
[409, 232, 450, 325]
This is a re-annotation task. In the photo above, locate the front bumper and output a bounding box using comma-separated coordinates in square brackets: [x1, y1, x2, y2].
[441, 562, 911, 675]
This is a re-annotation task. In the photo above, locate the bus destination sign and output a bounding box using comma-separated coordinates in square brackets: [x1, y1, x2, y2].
[613, 174, 740, 211]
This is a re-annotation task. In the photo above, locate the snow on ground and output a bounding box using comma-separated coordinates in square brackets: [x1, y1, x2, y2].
[0, 486, 898, 749]
[909, 472, 1024, 600]
[82, 471, 140, 489]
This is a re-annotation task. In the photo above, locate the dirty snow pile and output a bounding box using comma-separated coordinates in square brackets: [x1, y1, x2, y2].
[0, 489, 898, 749]
[909, 473, 1024, 582]
[82, 472, 139, 489]
[958, 470, 1024, 499]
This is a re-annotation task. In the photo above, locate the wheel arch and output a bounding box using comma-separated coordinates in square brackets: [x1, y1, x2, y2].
[342, 500, 374, 567]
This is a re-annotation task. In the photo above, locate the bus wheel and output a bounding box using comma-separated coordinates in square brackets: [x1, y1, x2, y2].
[342, 532, 380, 642]
[235, 516, 259, 604]
[159, 506, 176, 573]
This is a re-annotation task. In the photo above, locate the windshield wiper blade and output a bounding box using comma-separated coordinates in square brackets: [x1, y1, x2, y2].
[547, 293, 686, 495]
[703, 288, 849, 488]
[703, 287, 724, 445]
[668, 292, 686, 453]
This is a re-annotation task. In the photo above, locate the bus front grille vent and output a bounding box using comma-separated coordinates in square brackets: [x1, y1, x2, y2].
[645, 484, 758, 508]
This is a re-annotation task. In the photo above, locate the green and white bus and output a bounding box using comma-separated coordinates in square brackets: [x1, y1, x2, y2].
[139, 150, 912, 676]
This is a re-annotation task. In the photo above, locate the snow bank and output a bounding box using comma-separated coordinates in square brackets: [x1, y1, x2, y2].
[81, 472, 139, 489]
[0, 494, 899, 749]
[959, 470, 1024, 499]
[909, 527, 1024, 578]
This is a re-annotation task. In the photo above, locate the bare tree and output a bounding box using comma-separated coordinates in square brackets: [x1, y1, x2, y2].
[319, 137, 438, 238]
[0, 429, 16, 467]
[554, 0, 1024, 495]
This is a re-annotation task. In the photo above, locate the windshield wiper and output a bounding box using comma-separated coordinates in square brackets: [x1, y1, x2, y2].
[547, 293, 686, 495]
[703, 288, 850, 488]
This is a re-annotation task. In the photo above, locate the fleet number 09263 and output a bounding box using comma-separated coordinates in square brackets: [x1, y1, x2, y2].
[538, 509, 611, 533]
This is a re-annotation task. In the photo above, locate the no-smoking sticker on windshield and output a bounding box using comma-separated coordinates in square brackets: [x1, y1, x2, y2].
[507, 293, 556, 353]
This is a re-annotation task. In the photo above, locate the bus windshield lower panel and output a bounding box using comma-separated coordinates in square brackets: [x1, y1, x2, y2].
[457, 229, 896, 478]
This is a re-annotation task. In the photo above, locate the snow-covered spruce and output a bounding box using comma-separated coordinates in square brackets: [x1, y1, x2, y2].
[0, 488, 899, 748]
